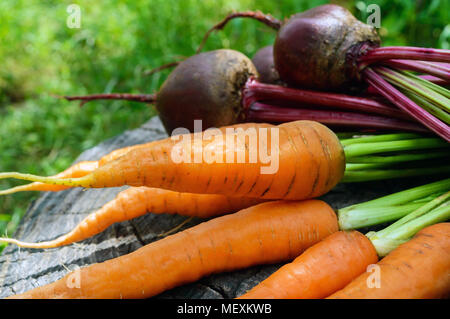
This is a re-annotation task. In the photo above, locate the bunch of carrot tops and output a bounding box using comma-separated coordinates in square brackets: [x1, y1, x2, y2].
[0, 4, 449, 299]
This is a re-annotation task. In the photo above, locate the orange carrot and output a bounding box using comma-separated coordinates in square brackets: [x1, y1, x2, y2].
[8, 200, 339, 299]
[237, 230, 378, 299]
[0, 144, 164, 195]
[0, 120, 346, 200]
[0, 123, 272, 195]
[0, 187, 265, 248]
[328, 223, 450, 299]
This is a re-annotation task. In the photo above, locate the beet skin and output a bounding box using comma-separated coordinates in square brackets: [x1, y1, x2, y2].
[251, 45, 281, 85]
[156, 49, 258, 133]
[274, 4, 380, 91]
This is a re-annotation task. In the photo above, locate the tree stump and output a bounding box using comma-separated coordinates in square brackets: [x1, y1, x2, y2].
[0, 116, 429, 298]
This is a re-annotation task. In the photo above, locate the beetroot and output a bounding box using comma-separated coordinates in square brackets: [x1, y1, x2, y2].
[196, 4, 450, 141]
[156, 49, 257, 132]
[251, 45, 281, 85]
[63, 49, 426, 135]
[65, 50, 256, 133]
[274, 4, 379, 91]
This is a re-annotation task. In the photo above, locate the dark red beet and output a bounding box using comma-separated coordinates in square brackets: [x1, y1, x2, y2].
[267, 4, 449, 139]
[274, 4, 380, 91]
[251, 45, 281, 85]
[156, 49, 257, 133]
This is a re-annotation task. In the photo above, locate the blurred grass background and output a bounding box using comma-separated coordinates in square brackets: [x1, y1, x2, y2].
[0, 0, 448, 242]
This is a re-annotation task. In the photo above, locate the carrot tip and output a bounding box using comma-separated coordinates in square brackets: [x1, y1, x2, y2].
[0, 237, 55, 249]
[0, 172, 87, 188]
[0, 187, 22, 196]
[157, 217, 194, 238]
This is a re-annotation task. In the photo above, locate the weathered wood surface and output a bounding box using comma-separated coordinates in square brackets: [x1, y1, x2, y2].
[0, 116, 431, 298]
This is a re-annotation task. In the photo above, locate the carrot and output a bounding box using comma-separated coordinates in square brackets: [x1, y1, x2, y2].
[0, 120, 346, 200]
[0, 142, 165, 195]
[328, 223, 450, 299]
[0, 148, 146, 195]
[238, 230, 378, 299]
[0, 187, 265, 248]
[7, 200, 339, 299]
[1, 130, 447, 196]
[0, 123, 271, 195]
[237, 183, 450, 299]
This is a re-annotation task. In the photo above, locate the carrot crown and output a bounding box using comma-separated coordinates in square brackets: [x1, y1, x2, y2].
[0, 173, 92, 188]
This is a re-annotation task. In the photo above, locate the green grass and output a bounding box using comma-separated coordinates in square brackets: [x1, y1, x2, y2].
[0, 0, 448, 241]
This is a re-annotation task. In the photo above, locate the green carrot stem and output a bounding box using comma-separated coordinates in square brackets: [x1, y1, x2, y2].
[339, 133, 422, 146]
[343, 138, 448, 158]
[413, 192, 445, 203]
[345, 163, 392, 171]
[338, 203, 425, 230]
[376, 191, 450, 235]
[366, 200, 450, 256]
[342, 166, 450, 182]
[346, 151, 449, 163]
[338, 179, 449, 229]
[382, 201, 449, 239]
[344, 178, 450, 209]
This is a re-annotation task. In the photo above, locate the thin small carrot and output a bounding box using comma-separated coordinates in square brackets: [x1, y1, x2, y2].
[0, 161, 99, 195]
[8, 200, 339, 299]
[0, 187, 265, 248]
[328, 223, 450, 299]
[0, 121, 346, 200]
[238, 230, 378, 299]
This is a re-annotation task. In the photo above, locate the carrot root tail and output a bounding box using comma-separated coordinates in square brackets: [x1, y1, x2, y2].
[0, 172, 88, 188]
[157, 217, 194, 238]
[62, 93, 157, 107]
[0, 185, 30, 196]
[0, 237, 64, 249]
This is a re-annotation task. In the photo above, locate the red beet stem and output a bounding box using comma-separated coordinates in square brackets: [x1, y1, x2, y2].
[62, 93, 156, 107]
[359, 46, 450, 65]
[419, 75, 450, 86]
[143, 61, 183, 76]
[382, 59, 450, 81]
[363, 67, 450, 141]
[243, 78, 412, 121]
[196, 11, 281, 54]
[246, 102, 428, 132]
